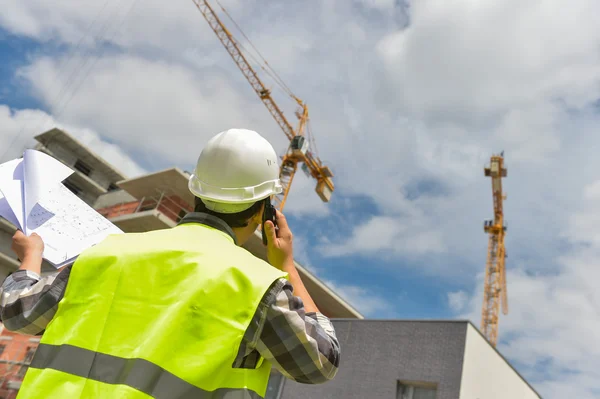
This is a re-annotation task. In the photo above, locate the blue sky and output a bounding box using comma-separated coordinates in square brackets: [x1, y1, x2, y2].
[0, 30, 464, 319]
[0, 32, 41, 110]
[1, 0, 600, 397]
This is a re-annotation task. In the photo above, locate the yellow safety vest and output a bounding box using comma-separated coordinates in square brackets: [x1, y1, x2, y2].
[18, 214, 287, 398]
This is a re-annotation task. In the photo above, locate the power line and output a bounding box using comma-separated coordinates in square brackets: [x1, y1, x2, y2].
[45, 0, 126, 121]
[214, 0, 295, 98]
[51, 0, 141, 121]
[1, 0, 116, 160]
[0, 0, 139, 160]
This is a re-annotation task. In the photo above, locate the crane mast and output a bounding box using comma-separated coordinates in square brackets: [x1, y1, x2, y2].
[481, 153, 508, 347]
[192, 0, 334, 211]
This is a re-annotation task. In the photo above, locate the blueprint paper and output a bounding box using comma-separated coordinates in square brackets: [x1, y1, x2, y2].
[0, 150, 123, 268]
[22, 149, 73, 231]
[0, 193, 19, 228]
[30, 184, 123, 267]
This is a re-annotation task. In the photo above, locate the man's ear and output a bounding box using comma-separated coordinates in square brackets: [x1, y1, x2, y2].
[252, 201, 265, 225]
[254, 200, 267, 225]
[256, 202, 265, 224]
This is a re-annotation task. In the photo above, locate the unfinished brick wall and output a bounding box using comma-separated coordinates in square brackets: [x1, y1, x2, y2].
[96, 201, 141, 219]
[96, 195, 192, 224]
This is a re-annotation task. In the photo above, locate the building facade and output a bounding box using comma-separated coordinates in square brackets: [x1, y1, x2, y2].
[277, 320, 541, 399]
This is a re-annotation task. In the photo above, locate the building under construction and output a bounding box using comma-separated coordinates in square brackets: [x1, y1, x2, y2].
[0, 129, 540, 398]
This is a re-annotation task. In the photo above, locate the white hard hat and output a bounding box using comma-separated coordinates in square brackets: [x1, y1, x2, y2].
[188, 128, 283, 213]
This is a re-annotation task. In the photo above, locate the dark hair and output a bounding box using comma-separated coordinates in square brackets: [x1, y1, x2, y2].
[194, 197, 265, 228]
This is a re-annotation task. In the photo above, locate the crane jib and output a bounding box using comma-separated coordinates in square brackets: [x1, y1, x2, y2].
[192, 0, 335, 211]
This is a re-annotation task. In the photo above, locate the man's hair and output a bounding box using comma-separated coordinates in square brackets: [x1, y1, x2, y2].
[193, 197, 265, 228]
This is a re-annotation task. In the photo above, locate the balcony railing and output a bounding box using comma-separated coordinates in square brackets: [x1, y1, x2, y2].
[96, 191, 192, 224]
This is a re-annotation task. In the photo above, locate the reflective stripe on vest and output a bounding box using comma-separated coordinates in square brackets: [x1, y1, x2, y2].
[18, 220, 287, 399]
[31, 343, 262, 398]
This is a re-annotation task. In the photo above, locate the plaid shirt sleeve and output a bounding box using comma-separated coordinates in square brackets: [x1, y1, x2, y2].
[0, 266, 71, 335]
[235, 278, 341, 384]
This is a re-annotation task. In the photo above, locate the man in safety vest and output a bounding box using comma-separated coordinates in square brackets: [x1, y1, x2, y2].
[0, 128, 340, 398]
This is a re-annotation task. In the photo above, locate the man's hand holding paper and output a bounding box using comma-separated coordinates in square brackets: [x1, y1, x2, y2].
[0, 149, 123, 268]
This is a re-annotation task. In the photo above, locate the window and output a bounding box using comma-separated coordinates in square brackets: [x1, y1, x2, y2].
[264, 370, 284, 399]
[74, 159, 92, 176]
[63, 180, 82, 196]
[397, 381, 437, 399]
[0, 344, 5, 356]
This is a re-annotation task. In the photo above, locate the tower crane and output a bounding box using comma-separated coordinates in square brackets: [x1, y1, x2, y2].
[192, 0, 334, 211]
[481, 153, 508, 347]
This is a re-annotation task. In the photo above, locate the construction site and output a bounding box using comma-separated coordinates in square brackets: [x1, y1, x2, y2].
[0, 129, 539, 399]
[0, 1, 544, 398]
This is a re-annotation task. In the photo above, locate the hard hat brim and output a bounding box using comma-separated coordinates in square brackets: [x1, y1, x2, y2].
[188, 173, 282, 211]
[199, 199, 256, 214]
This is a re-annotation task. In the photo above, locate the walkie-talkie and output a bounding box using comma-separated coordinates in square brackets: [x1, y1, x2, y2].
[262, 197, 277, 245]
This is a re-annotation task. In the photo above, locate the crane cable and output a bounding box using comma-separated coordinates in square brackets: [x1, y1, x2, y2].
[307, 120, 321, 160]
[212, 0, 322, 156]
[214, 0, 295, 99]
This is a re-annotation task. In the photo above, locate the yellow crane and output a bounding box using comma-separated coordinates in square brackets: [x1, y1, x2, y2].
[481, 152, 508, 347]
[192, 0, 334, 211]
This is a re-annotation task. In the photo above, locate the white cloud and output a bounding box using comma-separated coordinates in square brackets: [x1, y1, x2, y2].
[0, 106, 52, 160]
[8, 0, 600, 269]
[0, 105, 146, 178]
[491, 102, 563, 163]
[320, 214, 445, 258]
[280, 172, 330, 217]
[447, 290, 468, 313]
[0, 0, 243, 52]
[451, 179, 600, 398]
[3, 1, 600, 395]
[376, 0, 600, 123]
[356, 0, 397, 11]
[14, 52, 329, 215]
[290, 235, 394, 317]
[324, 281, 395, 317]
[17, 54, 281, 166]
[302, 0, 600, 261]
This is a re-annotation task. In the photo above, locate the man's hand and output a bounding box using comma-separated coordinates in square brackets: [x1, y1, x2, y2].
[264, 210, 319, 313]
[264, 210, 294, 270]
[12, 230, 44, 262]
